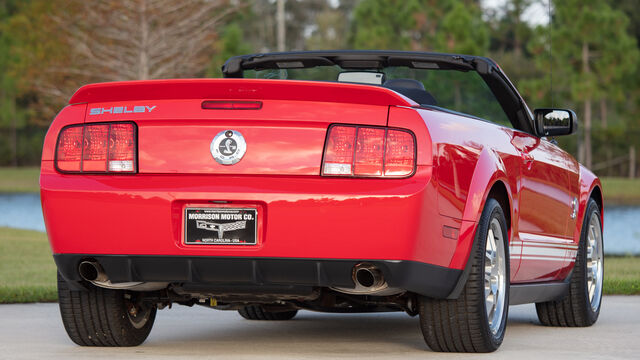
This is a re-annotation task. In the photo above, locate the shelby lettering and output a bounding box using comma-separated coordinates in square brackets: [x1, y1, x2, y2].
[89, 105, 156, 115]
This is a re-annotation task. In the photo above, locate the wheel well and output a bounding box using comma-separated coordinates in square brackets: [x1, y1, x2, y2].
[487, 181, 511, 230]
[590, 185, 603, 213]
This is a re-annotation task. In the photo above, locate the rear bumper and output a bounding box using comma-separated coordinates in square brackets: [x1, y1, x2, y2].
[41, 162, 470, 269]
[54, 254, 462, 299]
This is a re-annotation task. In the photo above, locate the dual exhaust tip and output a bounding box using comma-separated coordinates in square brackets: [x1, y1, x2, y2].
[330, 263, 392, 295]
[78, 260, 108, 283]
[353, 263, 385, 289]
[78, 260, 167, 291]
[79, 260, 387, 292]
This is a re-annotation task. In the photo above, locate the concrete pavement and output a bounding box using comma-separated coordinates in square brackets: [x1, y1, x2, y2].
[0, 296, 638, 359]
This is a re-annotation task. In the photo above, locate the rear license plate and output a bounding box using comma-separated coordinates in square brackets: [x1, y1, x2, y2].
[184, 208, 257, 245]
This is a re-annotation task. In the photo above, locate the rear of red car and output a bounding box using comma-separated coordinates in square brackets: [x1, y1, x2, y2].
[43, 51, 603, 353]
[42, 79, 466, 301]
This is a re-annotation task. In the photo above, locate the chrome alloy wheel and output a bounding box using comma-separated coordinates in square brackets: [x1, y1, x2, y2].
[586, 212, 604, 312]
[485, 218, 506, 334]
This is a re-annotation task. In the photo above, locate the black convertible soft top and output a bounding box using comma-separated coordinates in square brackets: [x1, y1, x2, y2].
[222, 50, 535, 134]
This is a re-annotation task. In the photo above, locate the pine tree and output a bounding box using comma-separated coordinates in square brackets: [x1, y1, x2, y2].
[539, 0, 639, 168]
[351, 0, 488, 53]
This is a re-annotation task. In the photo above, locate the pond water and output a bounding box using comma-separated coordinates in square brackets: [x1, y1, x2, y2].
[0, 193, 45, 232]
[1, 193, 639, 255]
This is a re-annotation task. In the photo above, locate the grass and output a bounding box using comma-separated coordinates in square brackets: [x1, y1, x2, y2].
[0, 227, 638, 303]
[603, 256, 640, 295]
[600, 178, 640, 205]
[0, 167, 40, 193]
[0, 227, 57, 303]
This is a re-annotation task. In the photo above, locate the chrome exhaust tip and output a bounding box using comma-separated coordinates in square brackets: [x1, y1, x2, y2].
[353, 263, 384, 289]
[330, 263, 403, 295]
[78, 260, 167, 291]
[78, 260, 108, 283]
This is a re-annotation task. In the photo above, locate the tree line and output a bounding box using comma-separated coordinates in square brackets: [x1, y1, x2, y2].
[0, 0, 637, 177]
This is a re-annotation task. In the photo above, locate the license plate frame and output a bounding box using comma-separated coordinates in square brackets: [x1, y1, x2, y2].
[184, 207, 257, 245]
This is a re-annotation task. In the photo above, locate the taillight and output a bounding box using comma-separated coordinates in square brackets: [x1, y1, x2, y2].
[322, 125, 415, 178]
[55, 122, 137, 174]
[384, 129, 415, 176]
[322, 126, 356, 175]
[55, 126, 83, 172]
[354, 127, 385, 176]
[82, 124, 109, 172]
[108, 123, 136, 172]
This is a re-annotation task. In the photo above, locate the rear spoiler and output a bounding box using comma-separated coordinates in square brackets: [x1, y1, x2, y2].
[69, 78, 416, 107]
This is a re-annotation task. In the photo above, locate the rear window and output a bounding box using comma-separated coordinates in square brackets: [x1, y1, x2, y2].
[244, 66, 511, 128]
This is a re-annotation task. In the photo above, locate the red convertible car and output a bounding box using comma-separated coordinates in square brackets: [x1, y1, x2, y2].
[41, 51, 604, 352]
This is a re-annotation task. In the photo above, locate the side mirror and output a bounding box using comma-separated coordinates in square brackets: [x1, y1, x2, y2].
[534, 108, 578, 137]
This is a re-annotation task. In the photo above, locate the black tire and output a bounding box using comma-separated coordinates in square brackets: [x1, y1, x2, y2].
[57, 273, 157, 346]
[419, 198, 510, 353]
[535, 198, 603, 327]
[238, 305, 298, 320]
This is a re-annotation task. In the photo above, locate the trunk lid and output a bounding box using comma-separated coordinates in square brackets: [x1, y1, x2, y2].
[78, 79, 414, 175]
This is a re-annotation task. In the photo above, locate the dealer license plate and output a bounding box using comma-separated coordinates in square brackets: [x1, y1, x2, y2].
[184, 208, 257, 245]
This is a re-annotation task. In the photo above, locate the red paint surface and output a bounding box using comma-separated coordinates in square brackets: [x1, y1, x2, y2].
[69, 79, 417, 107]
[42, 163, 462, 268]
[42, 79, 602, 284]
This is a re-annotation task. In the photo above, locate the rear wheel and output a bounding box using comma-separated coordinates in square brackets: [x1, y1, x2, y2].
[419, 198, 509, 352]
[57, 273, 156, 346]
[238, 305, 298, 320]
[535, 198, 603, 327]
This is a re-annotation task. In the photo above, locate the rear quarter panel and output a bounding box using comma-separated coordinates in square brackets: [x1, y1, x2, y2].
[399, 107, 522, 274]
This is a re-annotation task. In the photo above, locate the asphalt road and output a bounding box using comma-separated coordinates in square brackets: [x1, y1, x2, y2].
[0, 296, 638, 359]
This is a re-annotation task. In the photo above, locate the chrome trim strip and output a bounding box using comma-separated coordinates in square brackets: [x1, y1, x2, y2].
[525, 243, 577, 250]
[521, 247, 566, 257]
[519, 232, 574, 244]
[520, 256, 565, 261]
